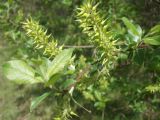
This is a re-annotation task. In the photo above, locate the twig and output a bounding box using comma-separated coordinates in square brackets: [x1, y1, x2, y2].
[63, 45, 94, 48]
[71, 95, 91, 114]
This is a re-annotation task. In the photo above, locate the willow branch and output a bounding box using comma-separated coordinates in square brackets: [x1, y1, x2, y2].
[63, 45, 94, 48]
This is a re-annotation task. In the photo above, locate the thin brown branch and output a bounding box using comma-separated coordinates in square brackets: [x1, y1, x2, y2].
[63, 45, 94, 48]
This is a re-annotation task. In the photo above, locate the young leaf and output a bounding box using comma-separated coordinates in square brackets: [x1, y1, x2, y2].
[3, 60, 43, 84]
[47, 49, 73, 79]
[30, 92, 51, 112]
[122, 17, 140, 36]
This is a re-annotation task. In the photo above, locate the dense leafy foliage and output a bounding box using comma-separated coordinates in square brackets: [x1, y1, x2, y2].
[1, 0, 160, 120]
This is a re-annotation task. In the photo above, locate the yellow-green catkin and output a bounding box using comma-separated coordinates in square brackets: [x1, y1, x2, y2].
[22, 18, 62, 57]
[77, 0, 118, 74]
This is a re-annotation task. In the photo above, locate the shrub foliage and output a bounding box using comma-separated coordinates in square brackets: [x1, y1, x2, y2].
[1, 0, 160, 119]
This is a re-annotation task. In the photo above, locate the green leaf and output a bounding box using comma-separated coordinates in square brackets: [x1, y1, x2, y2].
[45, 73, 61, 86]
[61, 79, 76, 89]
[147, 24, 160, 36]
[3, 60, 43, 84]
[38, 58, 51, 81]
[122, 17, 140, 36]
[94, 91, 102, 101]
[143, 36, 160, 45]
[47, 49, 73, 80]
[83, 91, 95, 101]
[30, 92, 51, 112]
[94, 101, 106, 110]
[62, 0, 72, 6]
